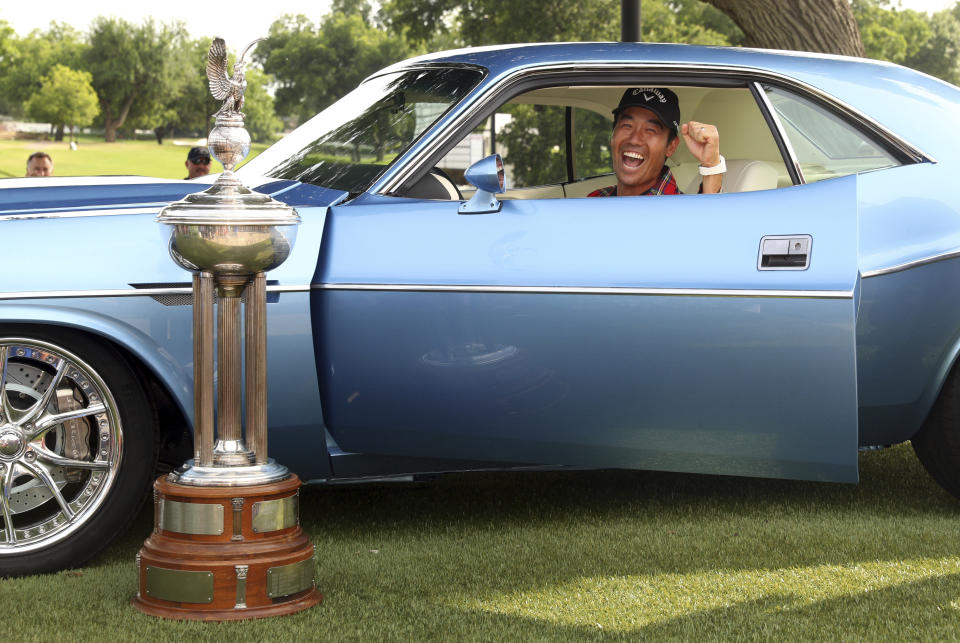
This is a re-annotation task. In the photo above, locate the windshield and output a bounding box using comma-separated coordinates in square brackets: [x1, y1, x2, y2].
[239, 66, 484, 193]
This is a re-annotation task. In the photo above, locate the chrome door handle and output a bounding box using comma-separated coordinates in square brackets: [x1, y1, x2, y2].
[758, 235, 811, 270]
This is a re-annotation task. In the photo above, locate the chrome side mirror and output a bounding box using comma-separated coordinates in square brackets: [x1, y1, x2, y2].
[459, 154, 505, 214]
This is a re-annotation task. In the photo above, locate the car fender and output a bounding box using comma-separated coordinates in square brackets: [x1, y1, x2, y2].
[0, 303, 193, 428]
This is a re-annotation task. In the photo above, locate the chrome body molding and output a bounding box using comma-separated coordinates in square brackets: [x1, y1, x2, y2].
[0, 283, 855, 300]
[373, 60, 933, 196]
[0, 207, 163, 220]
[861, 249, 960, 279]
[314, 282, 854, 299]
[0, 284, 311, 301]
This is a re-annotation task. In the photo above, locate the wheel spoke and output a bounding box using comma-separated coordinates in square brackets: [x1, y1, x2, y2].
[19, 460, 74, 521]
[1, 464, 16, 544]
[33, 444, 110, 471]
[30, 402, 107, 440]
[20, 359, 68, 426]
[0, 345, 14, 424]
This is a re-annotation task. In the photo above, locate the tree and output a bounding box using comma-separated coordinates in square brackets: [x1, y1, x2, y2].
[380, 0, 741, 47]
[256, 10, 415, 122]
[129, 32, 206, 144]
[0, 20, 18, 114]
[0, 22, 87, 120]
[854, 0, 960, 85]
[702, 0, 864, 55]
[24, 64, 99, 141]
[381, 0, 619, 45]
[84, 18, 186, 142]
[164, 36, 220, 139]
[242, 68, 283, 143]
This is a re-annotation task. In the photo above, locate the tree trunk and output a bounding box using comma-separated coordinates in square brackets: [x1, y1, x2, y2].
[102, 92, 138, 143]
[154, 127, 165, 145]
[54, 124, 65, 142]
[704, 0, 864, 56]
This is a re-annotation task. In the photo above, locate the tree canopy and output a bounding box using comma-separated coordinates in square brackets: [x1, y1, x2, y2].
[24, 64, 99, 141]
[2, 1, 960, 145]
[255, 10, 415, 123]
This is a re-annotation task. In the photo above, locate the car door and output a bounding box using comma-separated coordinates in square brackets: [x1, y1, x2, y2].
[312, 176, 859, 483]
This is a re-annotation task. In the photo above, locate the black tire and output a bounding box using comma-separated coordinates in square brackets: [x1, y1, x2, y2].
[0, 325, 157, 576]
[913, 364, 960, 499]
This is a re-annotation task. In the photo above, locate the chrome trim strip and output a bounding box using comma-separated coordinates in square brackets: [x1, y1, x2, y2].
[315, 282, 852, 299]
[861, 249, 960, 279]
[0, 281, 858, 300]
[752, 81, 805, 185]
[0, 284, 311, 301]
[374, 61, 933, 196]
[0, 206, 162, 220]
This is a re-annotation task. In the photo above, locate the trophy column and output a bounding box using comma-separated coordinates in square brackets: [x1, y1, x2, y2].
[131, 37, 321, 621]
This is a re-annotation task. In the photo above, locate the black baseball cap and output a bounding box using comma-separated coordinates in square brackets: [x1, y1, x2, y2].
[187, 146, 211, 164]
[612, 87, 681, 134]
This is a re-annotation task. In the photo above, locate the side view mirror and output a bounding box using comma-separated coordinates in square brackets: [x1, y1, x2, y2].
[459, 154, 505, 214]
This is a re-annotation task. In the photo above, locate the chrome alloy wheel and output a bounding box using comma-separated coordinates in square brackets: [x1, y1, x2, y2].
[0, 339, 121, 554]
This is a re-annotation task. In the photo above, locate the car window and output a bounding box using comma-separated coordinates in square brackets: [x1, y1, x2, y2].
[241, 67, 484, 194]
[436, 104, 568, 190]
[761, 84, 901, 183]
[572, 107, 612, 181]
[432, 83, 794, 199]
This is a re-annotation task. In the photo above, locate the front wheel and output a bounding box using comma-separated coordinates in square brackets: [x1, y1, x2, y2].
[0, 327, 156, 576]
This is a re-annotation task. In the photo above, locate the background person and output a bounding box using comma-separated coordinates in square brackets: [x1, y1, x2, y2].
[25, 151, 53, 177]
[184, 146, 211, 179]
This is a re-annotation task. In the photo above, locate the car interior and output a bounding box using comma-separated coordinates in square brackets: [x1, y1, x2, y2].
[404, 83, 902, 201]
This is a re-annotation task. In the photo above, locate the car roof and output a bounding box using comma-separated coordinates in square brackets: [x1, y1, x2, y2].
[374, 42, 960, 162]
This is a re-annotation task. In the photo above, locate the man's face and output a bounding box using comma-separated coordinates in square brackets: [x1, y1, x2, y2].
[185, 158, 210, 179]
[610, 106, 679, 196]
[26, 157, 53, 177]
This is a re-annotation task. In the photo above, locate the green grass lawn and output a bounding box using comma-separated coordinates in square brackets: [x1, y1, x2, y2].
[0, 138, 267, 179]
[2, 444, 959, 640]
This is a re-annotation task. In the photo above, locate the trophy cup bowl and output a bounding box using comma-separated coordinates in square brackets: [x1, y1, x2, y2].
[162, 206, 299, 277]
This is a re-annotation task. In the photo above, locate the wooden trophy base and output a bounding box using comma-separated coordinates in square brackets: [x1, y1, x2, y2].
[132, 474, 322, 621]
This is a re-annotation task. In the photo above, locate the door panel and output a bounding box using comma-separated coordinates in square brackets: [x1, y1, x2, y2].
[313, 177, 859, 482]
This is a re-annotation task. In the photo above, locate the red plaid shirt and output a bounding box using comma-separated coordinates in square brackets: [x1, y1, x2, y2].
[587, 165, 681, 197]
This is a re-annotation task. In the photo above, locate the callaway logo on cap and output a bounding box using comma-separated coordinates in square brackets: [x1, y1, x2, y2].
[613, 87, 681, 134]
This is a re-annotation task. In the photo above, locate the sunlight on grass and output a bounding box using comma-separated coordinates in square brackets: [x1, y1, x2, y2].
[448, 557, 960, 631]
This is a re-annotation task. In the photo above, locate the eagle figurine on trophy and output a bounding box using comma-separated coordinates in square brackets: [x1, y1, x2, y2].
[207, 37, 261, 117]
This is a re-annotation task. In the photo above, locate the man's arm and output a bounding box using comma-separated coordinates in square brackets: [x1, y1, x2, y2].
[681, 121, 723, 194]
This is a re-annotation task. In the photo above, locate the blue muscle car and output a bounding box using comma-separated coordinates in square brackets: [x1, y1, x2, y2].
[2, 42, 959, 575]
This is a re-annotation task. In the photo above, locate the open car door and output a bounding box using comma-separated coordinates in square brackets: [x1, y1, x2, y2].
[314, 176, 859, 482]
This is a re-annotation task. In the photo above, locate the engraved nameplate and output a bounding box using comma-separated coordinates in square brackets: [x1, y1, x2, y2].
[159, 499, 224, 535]
[251, 494, 298, 533]
[266, 557, 315, 598]
[145, 567, 214, 604]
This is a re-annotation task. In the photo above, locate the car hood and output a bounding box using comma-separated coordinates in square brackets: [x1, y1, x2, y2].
[0, 176, 349, 214]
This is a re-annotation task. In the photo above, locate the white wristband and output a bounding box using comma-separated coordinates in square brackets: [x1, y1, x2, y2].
[699, 154, 726, 176]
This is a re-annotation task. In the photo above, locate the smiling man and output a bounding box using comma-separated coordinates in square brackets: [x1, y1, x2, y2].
[589, 87, 725, 197]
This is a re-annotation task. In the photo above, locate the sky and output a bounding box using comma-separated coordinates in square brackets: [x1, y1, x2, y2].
[0, 0, 956, 45]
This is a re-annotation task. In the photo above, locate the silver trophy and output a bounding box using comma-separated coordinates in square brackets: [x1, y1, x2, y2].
[158, 37, 299, 486]
[135, 38, 320, 620]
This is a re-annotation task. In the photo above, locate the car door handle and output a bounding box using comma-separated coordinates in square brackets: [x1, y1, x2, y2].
[758, 235, 812, 270]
